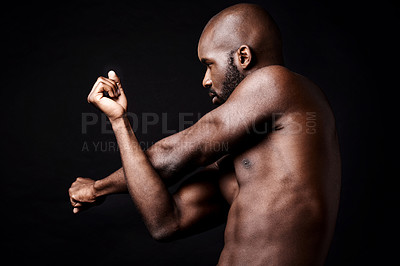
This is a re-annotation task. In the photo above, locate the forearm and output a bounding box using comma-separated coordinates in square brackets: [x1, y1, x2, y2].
[93, 110, 227, 197]
[111, 116, 179, 240]
[93, 141, 190, 197]
[93, 167, 128, 196]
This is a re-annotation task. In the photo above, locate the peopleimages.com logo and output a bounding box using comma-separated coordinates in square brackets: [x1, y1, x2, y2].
[80, 111, 317, 152]
[81, 111, 317, 135]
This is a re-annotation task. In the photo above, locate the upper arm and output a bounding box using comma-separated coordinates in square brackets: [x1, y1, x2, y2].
[171, 164, 231, 238]
[199, 66, 291, 146]
[148, 66, 296, 177]
[170, 66, 294, 164]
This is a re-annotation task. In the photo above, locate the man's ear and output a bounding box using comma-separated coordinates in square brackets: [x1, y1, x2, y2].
[237, 45, 252, 69]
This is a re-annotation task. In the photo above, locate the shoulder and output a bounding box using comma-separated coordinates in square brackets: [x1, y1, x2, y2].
[243, 66, 334, 123]
[228, 65, 303, 112]
[241, 65, 301, 93]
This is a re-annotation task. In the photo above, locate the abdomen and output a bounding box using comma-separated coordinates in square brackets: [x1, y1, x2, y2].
[219, 114, 340, 265]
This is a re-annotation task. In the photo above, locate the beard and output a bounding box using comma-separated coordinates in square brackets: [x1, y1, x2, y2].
[220, 52, 245, 102]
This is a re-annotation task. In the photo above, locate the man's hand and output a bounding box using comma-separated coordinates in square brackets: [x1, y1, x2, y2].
[69, 177, 104, 213]
[87, 70, 127, 121]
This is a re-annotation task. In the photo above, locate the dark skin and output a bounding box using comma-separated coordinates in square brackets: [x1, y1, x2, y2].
[69, 4, 341, 265]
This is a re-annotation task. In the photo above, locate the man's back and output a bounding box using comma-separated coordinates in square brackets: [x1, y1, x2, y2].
[215, 65, 341, 265]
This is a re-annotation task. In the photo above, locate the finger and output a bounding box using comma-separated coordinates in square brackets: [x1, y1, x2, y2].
[89, 81, 115, 102]
[70, 196, 80, 207]
[68, 188, 76, 204]
[69, 193, 83, 207]
[108, 71, 122, 96]
[69, 187, 83, 206]
[69, 197, 75, 206]
[98, 77, 120, 97]
[88, 78, 112, 102]
[117, 82, 124, 96]
[108, 70, 121, 84]
[73, 205, 88, 214]
[72, 200, 100, 214]
[101, 81, 115, 98]
[88, 77, 117, 102]
[87, 78, 102, 102]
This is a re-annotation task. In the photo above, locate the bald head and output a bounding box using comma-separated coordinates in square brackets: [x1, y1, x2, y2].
[197, 4, 284, 105]
[198, 3, 283, 67]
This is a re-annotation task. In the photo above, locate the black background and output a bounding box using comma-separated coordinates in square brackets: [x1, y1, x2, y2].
[2, 0, 396, 265]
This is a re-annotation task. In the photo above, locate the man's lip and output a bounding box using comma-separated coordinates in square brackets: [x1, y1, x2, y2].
[208, 91, 220, 104]
[212, 95, 218, 104]
[209, 94, 220, 104]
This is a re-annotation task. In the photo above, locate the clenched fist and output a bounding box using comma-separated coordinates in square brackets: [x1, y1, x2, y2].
[69, 177, 104, 213]
[87, 70, 127, 121]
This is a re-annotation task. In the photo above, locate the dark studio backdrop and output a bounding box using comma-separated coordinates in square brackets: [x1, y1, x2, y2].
[2, 0, 396, 265]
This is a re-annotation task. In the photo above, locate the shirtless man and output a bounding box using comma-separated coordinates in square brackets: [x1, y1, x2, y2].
[69, 3, 341, 265]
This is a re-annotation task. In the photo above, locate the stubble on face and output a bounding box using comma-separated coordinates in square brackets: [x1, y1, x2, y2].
[220, 51, 245, 102]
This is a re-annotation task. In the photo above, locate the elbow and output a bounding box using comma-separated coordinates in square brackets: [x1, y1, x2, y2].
[147, 141, 177, 179]
[146, 213, 181, 242]
[148, 223, 180, 243]
[150, 231, 174, 243]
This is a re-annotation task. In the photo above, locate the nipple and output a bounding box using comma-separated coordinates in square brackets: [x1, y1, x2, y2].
[242, 159, 252, 169]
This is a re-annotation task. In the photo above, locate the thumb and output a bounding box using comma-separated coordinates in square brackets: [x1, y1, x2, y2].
[108, 70, 121, 84]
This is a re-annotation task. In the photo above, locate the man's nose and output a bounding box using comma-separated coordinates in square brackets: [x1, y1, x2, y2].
[202, 72, 212, 88]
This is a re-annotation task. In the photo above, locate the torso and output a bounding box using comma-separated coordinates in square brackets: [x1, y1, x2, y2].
[216, 70, 341, 266]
